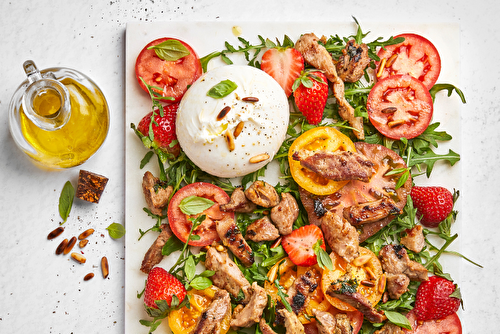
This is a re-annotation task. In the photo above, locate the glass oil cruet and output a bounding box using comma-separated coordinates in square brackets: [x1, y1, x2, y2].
[8, 60, 110, 169]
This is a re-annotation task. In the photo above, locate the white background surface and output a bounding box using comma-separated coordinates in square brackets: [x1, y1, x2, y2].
[0, 0, 498, 333]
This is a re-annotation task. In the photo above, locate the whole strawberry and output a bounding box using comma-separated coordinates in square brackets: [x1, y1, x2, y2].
[293, 71, 328, 125]
[414, 275, 461, 321]
[138, 103, 180, 157]
[410, 186, 453, 228]
[144, 267, 187, 309]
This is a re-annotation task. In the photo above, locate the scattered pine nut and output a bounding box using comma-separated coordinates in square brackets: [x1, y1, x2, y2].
[47, 227, 64, 240]
[56, 239, 69, 255]
[71, 252, 86, 264]
[242, 97, 259, 102]
[386, 54, 398, 67]
[78, 239, 89, 249]
[352, 254, 371, 267]
[376, 58, 386, 78]
[249, 153, 270, 164]
[84, 273, 94, 281]
[217, 106, 231, 121]
[101, 256, 109, 278]
[63, 236, 77, 255]
[378, 274, 387, 293]
[78, 228, 95, 240]
[233, 121, 245, 138]
[224, 130, 235, 152]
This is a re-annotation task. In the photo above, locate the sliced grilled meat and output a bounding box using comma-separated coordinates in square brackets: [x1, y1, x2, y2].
[270, 192, 299, 235]
[321, 211, 359, 263]
[142, 171, 172, 216]
[220, 187, 257, 213]
[216, 215, 254, 266]
[374, 322, 404, 334]
[140, 224, 172, 274]
[190, 288, 231, 334]
[343, 197, 400, 226]
[245, 216, 280, 242]
[278, 308, 305, 334]
[292, 149, 374, 182]
[260, 319, 279, 334]
[385, 273, 410, 300]
[245, 180, 280, 208]
[285, 267, 321, 314]
[400, 225, 425, 253]
[230, 282, 268, 328]
[336, 40, 371, 83]
[379, 245, 428, 282]
[204, 247, 252, 303]
[313, 310, 353, 334]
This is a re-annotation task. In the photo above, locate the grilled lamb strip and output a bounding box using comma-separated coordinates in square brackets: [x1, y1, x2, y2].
[142, 171, 173, 216]
[373, 322, 404, 334]
[336, 40, 371, 83]
[326, 283, 386, 323]
[278, 308, 305, 334]
[292, 149, 374, 182]
[285, 267, 321, 314]
[295, 33, 364, 140]
[400, 225, 425, 253]
[385, 273, 410, 300]
[379, 245, 428, 282]
[216, 215, 254, 266]
[245, 216, 280, 242]
[140, 224, 172, 274]
[270, 192, 299, 235]
[343, 197, 401, 226]
[220, 187, 257, 213]
[205, 247, 252, 303]
[190, 288, 231, 334]
[321, 211, 359, 263]
[260, 319, 279, 334]
[230, 282, 268, 328]
[313, 310, 353, 334]
[245, 180, 280, 208]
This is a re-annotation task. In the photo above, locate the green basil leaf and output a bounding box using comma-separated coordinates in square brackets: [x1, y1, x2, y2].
[147, 40, 190, 61]
[207, 80, 237, 99]
[106, 222, 126, 239]
[384, 310, 412, 330]
[190, 276, 213, 290]
[179, 196, 214, 215]
[185, 256, 196, 281]
[199, 270, 215, 277]
[59, 181, 75, 224]
[313, 240, 334, 271]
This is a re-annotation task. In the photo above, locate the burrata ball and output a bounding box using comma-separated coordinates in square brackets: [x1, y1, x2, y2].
[176, 65, 289, 178]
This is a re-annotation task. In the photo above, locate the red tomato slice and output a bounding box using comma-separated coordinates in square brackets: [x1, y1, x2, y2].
[367, 74, 433, 140]
[377, 33, 441, 90]
[404, 310, 462, 334]
[167, 182, 233, 247]
[135, 37, 202, 103]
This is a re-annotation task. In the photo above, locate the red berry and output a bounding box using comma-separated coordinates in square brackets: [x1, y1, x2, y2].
[293, 71, 328, 125]
[410, 186, 453, 228]
[144, 267, 187, 309]
[260, 47, 304, 97]
[137, 103, 180, 156]
[414, 275, 461, 321]
[281, 225, 325, 267]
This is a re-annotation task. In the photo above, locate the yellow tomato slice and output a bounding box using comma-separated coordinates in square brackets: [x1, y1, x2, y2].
[288, 127, 356, 195]
[321, 247, 383, 311]
[168, 286, 231, 334]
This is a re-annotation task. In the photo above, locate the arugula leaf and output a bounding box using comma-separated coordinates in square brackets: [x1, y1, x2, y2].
[429, 83, 466, 103]
[408, 148, 460, 177]
[59, 180, 75, 224]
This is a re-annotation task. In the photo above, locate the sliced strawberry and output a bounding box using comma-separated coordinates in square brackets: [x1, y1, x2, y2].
[281, 225, 325, 267]
[260, 47, 304, 97]
[138, 103, 180, 157]
[144, 267, 187, 309]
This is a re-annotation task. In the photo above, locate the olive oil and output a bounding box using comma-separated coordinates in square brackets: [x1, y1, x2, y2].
[19, 77, 109, 168]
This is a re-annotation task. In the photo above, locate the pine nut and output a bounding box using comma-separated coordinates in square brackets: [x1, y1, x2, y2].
[365, 267, 376, 280]
[233, 121, 245, 138]
[381, 107, 397, 114]
[56, 239, 69, 255]
[101, 256, 109, 278]
[385, 54, 398, 67]
[224, 130, 235, 152]
[388, 119, 405, 128]
[217, 106, 231, 121]
[376, 58, 387, 78]
[242, 97, 259, 102]
[249, 153, 270, 164]
[79, 239, 89, 249]
[216, 245, 225, 252]
[84, 273, 94, 281]
[71, 252, 86, 264]
[63, 236, 77, 255]
[361, 280, 375, 287]
[47, 227, 64, 240]
[378, 274, 386, 293]
[352, 254, 371, 267]
[78, 228, 95, 240]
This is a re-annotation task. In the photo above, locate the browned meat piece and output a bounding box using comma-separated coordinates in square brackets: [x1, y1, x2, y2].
[216, 215, 254, 267]
[270, 192, 299, 235]
[295, 33, 364, 139]
[374, 322, 404, 334]
[245, 181, 280, 208]
[142, 171, 173, 216]
[379, 245, 428, 282]
[246, 216, 280, 242]
[313, 310, 353, 334]
[285, 268, 321, 314]
[260, 319, 278, 334]
[326, 283, 386, 323]
[385, 273, 410, 300]
[230, 282, 268, 328]
[321, 211, 359, 263]
[140, 224, 172, 273]
[336, 40, 371, 83]
[334, 314, 353, 334]
[400, 225, 425, 253]
[278, 308, 305, 334]
[292, 149, 374, 182]
[205, 247, 252, 303]
[343, 197, 401, 226]
[190, 288, 231, 334]
[220, 187, 257, 213]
